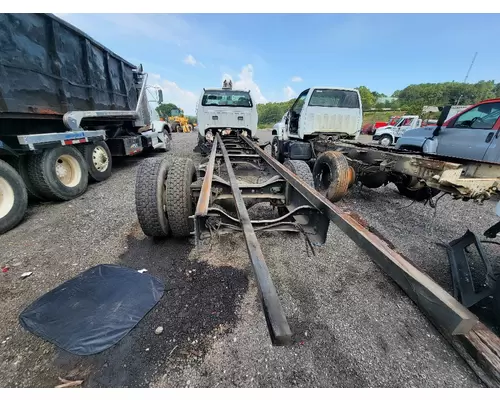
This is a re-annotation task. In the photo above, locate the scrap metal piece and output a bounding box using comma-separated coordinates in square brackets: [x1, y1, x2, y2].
[217, 133, 292, 345]
[241, 133, 478, 335]
[443, 230, 497, 307]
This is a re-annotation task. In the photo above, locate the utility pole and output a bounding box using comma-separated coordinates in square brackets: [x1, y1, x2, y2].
[456, 52, 478, 105]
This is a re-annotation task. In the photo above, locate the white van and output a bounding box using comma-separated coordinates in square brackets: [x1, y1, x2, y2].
[195, 82, 258, 153]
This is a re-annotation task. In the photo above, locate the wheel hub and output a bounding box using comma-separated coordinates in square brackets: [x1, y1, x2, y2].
[0, 177, 15, 218]
[92, 146, 109, 172]
[55, 155, 82, 187]
[380, 137, 391, 146]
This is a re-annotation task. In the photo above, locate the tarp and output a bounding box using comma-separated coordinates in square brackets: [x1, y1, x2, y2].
[19, 264, 164, 356]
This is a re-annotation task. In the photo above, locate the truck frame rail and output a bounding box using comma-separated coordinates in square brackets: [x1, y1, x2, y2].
[136, 132, 500, 387]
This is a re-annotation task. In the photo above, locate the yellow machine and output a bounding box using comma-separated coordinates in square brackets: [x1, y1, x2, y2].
[168, 108, 193, 133]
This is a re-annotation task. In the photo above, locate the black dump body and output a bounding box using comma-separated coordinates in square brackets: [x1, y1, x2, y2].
[0, 13, 139, 134]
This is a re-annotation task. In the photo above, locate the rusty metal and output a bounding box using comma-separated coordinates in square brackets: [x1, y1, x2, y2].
[216, 133, 292, 345]
[195, 136, 218, 217]
[240, 133, 478, 335]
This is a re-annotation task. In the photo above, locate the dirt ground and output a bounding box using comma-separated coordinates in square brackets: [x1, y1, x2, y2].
[0, 131, 498, 388]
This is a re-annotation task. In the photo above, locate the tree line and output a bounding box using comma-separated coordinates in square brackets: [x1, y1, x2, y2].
[257, 80, 500, 127]
[155, 80, 500, 128]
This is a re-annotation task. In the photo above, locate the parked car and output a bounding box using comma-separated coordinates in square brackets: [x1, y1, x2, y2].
[396, 98, 500, 163]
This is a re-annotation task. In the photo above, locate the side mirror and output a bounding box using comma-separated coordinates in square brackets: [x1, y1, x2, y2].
[157, 89, 163, 104]
[432, 105, 451, 136]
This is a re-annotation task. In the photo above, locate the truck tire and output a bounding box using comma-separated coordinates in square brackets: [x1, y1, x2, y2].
[166, 157, 197, 238]
[313, 151, 351, 203]
[26, 146, 89, 201]
[378, 134, 393, 146]
[160, 128, 172, 152]
[135, 157, 173, 237]
[78, 141, 112, 182]
[171, 122, 180, 133]
[284, 160, 313, 186]
[0, 159, 28, 234]
[492, 282, 500, 325]
[5, 156, 48, 201]
[271, 137, 284, 163]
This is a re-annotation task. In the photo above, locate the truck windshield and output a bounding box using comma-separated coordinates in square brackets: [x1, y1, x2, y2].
[201, 90, 253, 107]
[308, 89, 360, 109]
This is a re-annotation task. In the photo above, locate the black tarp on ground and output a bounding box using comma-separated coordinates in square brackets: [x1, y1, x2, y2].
[19, 264, 164, 356]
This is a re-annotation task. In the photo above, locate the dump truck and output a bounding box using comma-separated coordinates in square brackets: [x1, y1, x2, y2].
[0, 13, 170, 234]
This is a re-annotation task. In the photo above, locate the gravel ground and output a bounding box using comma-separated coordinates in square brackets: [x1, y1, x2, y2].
[0, 130, 496, 387]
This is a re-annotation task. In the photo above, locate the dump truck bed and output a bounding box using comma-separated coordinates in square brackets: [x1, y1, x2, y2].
[0, 13, 138, 120]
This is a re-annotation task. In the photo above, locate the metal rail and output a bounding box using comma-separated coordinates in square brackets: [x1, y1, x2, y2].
[216, 133, 292, 345]
[190, 132, 500, 386]
[239, 133, 478, 335]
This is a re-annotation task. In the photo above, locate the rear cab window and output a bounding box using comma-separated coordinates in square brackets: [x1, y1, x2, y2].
[308, 89, 360, 108]
[201, 90, 253, 107]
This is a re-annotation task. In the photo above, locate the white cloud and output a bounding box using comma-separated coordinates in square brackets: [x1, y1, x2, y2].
[146, 74, 198, 116]
[222, 65, 267, 103]
[183, 54, 205, 68]
[283, 86, 296, 100]
[291, 76, 303, 82]
[184, 54, 197, 66]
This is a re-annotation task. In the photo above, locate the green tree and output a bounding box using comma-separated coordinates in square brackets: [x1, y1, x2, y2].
[156, 103, 180, 118]
[356, 86, 376, 110]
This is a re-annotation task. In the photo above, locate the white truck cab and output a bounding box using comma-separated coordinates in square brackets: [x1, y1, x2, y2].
[274, 87, 362, 142]
[372, 115, 422, 146]
[271, 87, 362, 162]
[196, 81, 258, 144]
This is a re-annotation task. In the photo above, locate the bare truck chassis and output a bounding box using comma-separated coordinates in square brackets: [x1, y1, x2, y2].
[135, 132, 500, 387]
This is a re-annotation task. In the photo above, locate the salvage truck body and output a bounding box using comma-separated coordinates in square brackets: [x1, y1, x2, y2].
[135, 129, 500, 387]
[195, 82, 258, 154]
[0, 13, 169, 234]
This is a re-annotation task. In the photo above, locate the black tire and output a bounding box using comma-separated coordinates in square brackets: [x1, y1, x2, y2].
[378, 134, 393, 146]
[171, 123, 180, 133]
[0, 159, 28, 234]
[159, 129, 172, 152]
[26, 146, 89, 201]
[5, 156, 48, 201]
[78, 141, 112, 182]
[271, 136, 284, 163]
[166, 157, 197, 238]
[283, 160, 313, 187]
[312, 151, 351, 203]
[492, 282, 500, 325]
[135, 156, 173, 237]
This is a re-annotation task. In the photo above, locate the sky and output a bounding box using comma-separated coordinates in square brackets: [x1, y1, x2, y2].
[56, 13, 500, 115]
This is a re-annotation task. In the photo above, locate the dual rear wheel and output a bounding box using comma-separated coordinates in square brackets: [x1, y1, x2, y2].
[135, 156, 197, 238]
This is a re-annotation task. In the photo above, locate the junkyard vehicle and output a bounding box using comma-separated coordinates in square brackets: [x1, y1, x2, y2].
[0, 13, 170, 234]
[195, 81, 258, 155]
[372, 115, 422, 146]
[271, 86, 363, 163]
[396, 99, 500, 162]
[135, 130, 500, 387]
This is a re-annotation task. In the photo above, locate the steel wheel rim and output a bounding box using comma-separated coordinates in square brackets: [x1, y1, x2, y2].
[380, 137, 391, 146]
[92, 145, 109, 172]
[0, 177, 15, 218]
[55, 154, 82, 187]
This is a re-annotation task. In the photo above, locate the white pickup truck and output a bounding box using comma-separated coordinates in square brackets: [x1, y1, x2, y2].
[372, 115, 422, 146]
[271, 87, 362, 162]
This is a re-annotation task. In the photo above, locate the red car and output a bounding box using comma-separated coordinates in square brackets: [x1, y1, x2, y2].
[362, 121, 392, 135]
